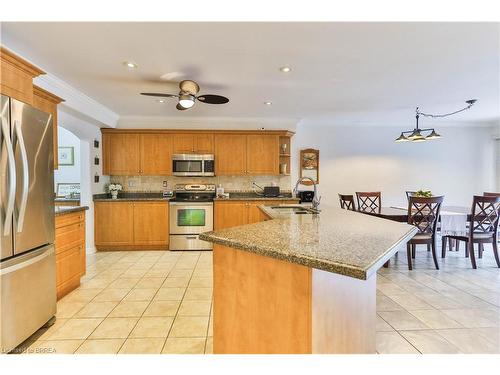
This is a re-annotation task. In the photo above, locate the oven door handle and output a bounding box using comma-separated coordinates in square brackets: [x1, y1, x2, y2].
[169, 201, 214, 206]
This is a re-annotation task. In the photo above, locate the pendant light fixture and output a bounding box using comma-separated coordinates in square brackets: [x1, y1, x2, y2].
[395, 99, 477, 143]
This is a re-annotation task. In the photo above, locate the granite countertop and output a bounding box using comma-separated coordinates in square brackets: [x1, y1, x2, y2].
[55, 197, 80, 202]
[55, 206, 89, 216]
[93, 193, 171, 201]
[214, 191, 299, 201]
[199, 204, 418, 280]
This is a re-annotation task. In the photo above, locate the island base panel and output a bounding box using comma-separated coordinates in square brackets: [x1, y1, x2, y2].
[213, 244, 377, 354]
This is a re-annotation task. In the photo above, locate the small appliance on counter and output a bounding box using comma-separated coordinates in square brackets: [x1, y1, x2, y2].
[252, 182, 280, 197]
[297, 190, 315, 203]
[263, 186, 280, 198]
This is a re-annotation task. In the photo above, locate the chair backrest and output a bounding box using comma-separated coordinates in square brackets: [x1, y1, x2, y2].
[355, 192, 381, 213]
[483, 192, 500, 197]
[470, 195, 500, 236]
[406, 191, 417, 202]
[338, 194, 356, 210]
[407, 196, 444, 235]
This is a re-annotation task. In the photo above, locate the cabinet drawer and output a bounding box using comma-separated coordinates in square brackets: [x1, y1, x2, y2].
[55, 211, 84, 228]
[55, 221, 85, 254]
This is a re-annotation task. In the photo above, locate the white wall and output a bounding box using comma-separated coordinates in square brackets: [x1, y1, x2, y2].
[58, 110, 110, 253]
[292, 123, 495, 208]
[54, 127, 81, 193]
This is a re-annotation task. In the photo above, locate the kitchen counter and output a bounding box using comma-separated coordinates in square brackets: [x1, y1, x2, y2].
[93, 192, 171, 201]
[213, 191, 299, 201]
[54, 205, 89, 216]
[201, 204, 418, 354]
[201, 204, 417, 280]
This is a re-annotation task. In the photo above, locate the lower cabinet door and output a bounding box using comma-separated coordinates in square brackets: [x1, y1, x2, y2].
[95, 202, 134, 246]
[133, 202, 169, 246]
[56, 244, 83, 299]
[214, 202, 248, 230]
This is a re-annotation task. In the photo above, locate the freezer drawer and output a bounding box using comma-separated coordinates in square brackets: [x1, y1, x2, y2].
[0, 245, 56, 353]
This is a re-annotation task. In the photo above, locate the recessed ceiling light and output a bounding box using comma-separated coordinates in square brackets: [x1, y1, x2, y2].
[264, 101, 272, 106]
[123, 61, 138, 69]
[279, 66, 291, 73]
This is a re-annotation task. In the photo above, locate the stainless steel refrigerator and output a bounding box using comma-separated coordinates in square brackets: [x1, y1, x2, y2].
[1, 94, 56, 352]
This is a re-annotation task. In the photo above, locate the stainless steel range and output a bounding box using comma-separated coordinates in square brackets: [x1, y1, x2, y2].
[169, 184, 215, 251]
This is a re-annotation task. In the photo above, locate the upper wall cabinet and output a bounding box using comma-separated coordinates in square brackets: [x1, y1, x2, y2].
[246, 134, 279, 175]
[215, 134, 279, 175]
[103, 132, 173, 176]
[102, 130, 293, 176]
[32, 85, 64, 170]
[140, 133, 173, 175]
[173, 133, 214, 154]
[0, 47, 44, 105]
[215, 134, 247, 175]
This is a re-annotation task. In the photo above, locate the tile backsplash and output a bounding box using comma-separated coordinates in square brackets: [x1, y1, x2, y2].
[110, 175, 292, 192]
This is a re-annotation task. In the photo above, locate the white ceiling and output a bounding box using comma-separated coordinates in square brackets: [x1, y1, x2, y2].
[1, 22, 499, 126]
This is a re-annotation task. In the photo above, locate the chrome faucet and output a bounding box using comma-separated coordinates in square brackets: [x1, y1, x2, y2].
[293, 177, 321, 211]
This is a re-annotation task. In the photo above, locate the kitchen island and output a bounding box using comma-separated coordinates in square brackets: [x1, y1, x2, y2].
[199, 205, 417, 354]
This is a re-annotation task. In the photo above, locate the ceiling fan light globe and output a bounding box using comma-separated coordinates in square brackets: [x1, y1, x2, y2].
[179, 94, 195, 109]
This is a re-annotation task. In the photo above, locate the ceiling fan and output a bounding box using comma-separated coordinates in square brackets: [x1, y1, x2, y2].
[140, 79, 229, 110]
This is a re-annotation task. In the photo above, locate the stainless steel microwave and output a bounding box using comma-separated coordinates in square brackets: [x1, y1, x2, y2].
[172, 154, 215, 177]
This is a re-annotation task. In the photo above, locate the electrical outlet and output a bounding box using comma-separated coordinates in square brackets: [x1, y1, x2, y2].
[163, 180, 168, 187]
[128, 180, 136, 187]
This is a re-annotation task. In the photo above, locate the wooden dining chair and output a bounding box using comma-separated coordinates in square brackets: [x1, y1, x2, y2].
[355, 192, 381, 213]
[338, 194, 356, 210]
[442, 195, 500, 269]
[406, 196, 444, 270]
[406, 191, 417, 202]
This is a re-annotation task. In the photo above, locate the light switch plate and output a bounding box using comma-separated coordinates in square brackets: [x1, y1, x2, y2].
[163, 180, 168, 187]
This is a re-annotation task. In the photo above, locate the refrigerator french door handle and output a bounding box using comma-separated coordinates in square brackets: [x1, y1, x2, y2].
[13, 120, 29, 233]
[1, 115, 16, 236]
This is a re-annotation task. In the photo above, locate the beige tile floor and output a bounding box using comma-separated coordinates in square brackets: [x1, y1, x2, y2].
[16, 243, 500, 354]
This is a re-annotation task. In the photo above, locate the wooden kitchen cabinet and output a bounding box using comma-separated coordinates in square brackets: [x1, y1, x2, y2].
[94, 201, 134, 246]
[246, 135, 279, 175]
[214, 201, 249, 230]
[94, 201, 169, 250]
[102, 129, 293, 176]
[215, 200, 297, 229]
[215, 134, 247, 175]
[140, 133, 173, 175]
[0, 46, 44, 105]
[133, 202, 169, 246]
[106, 133, 141, 175]
[55, 210, 86, 300]
[173, 133, 214, 154]
[32, 85, 64, 170]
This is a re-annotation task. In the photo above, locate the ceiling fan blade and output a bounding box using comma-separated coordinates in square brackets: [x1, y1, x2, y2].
[176, 103, 189, 111]
[179, 80, 200, 95]
[196, 94, 229, 104]
[140, 93, 178, 98]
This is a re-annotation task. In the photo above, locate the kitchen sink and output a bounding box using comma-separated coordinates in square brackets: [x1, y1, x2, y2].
[269, 205, 319, 214]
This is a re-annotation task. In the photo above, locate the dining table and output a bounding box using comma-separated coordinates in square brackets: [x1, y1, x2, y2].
[355, 206, 472, 266]
[355, 206, 471, 223]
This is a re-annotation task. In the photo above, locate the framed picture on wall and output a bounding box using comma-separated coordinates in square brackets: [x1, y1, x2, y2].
[58, 146, 75, 166]
[300, 148, 319, 185]
[56, 183, 80, 198]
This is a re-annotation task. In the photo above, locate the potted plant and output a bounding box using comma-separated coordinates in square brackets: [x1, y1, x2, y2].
[107, 183, 123, 199]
